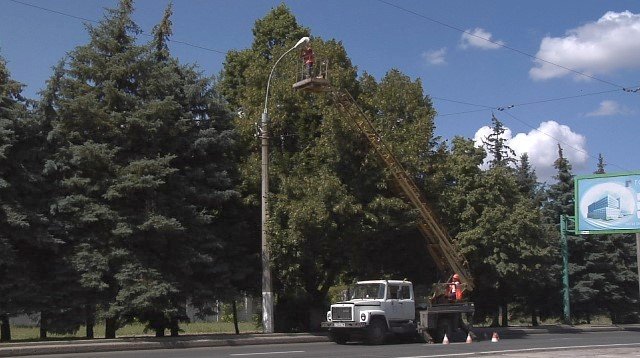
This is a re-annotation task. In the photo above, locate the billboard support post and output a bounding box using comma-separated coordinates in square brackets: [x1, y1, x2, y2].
[637, 233, 640, 302]
[560, 215, 573, 325]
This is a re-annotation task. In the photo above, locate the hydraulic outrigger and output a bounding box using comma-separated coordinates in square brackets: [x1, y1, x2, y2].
[293, 69, 474, 292]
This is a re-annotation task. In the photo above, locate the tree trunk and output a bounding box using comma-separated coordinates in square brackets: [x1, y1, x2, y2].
[490, 306, 500, 327]
[170, 319, 179, 337]
[155, 326, 165, 337]
[530, 307, 538, 326]
[39, 311, 47, 339]
[85, 305, 95, 339]
[232, 299, 240, 335]
[0, 314, 11, 342]
[500, 302, 508, 327]
[105, 317, 117, 339]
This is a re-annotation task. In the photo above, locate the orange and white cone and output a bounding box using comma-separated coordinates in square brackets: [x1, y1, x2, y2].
[466, 333, 473, 343]
[491, 332, 499, 343]
[442, 333, 450, 344]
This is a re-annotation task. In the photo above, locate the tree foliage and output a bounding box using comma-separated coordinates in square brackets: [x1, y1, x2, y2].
[40, 0, 243, 337]
[0, 2, 638, 340]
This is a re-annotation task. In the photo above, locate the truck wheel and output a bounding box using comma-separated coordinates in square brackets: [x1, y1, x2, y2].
[366, 318, 387, 345]
[330, 331, 348, 345]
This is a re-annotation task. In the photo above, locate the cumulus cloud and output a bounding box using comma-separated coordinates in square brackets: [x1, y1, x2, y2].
[530, 11, 640, 80]
[460, 28, 505, 50]
[474, 121, 588, 182]
[422, 48, 447, 65]
[586, 100, 630, 116]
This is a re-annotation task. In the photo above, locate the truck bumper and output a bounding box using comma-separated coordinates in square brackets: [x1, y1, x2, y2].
[321, 321, 367, 329]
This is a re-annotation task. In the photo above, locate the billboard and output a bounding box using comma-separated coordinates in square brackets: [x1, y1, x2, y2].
[575, 172, 640, 234]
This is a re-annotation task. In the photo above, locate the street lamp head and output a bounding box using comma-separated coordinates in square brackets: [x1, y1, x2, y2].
[295, 36, 310, 49]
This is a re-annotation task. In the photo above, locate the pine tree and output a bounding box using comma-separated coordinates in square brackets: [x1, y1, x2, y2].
[594, 153, 606, 174]
[482, 114, 516, 168]
[0, 54, 56, 341]
[569, 155, 638, 323]
[451, 128, 550, 326]
[543, 144, 574, 224]
[539, 144, 575, 322]
[43, 0, 240, 337]
[0, 53, 29, 342]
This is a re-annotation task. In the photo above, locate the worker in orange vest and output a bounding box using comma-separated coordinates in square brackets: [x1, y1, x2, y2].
[447, 274, 462, 301]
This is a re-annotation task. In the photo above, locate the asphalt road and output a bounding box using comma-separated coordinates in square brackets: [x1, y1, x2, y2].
[17, 330, 640, 358]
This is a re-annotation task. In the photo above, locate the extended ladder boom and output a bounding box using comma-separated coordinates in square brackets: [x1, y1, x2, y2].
[330, 89, 474, 291]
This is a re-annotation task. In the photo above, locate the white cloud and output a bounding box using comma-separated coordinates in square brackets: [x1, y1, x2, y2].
[530, 11, 640, 81]
[586, 100, 630, 116]
[460, 28, 505, 50]
[474, 121, 588, 182]
[422, 48, 447, 65]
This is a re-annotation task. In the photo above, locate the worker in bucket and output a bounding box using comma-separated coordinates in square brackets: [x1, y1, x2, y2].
[447, 274, 462, 301]
[301, 43, 315, 78]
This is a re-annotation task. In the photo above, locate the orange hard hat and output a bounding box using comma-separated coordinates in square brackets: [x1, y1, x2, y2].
[452, 274, 460, 280]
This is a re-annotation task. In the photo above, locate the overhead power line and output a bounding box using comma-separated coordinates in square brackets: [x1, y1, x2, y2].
[7, 0, 226, 55]
[431, 96, 494, 110]
[377, 0, 626, 89]
[434, 88, 632, 172]
[500, 110, 631, 173]
[436, 88, 624, 116]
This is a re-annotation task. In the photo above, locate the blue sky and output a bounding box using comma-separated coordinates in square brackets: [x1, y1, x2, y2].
[1, 0, 639, 182]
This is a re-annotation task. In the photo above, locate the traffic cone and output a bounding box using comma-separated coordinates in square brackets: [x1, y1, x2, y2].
[442, 333, 449, 344]
[466, 332, 473, 343]
[491, 332, 499, 343]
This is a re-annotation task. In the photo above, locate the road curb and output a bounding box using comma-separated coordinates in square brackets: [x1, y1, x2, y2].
[470, 324, 625, 341]
[0, 334, 330, 357]
[1, 325, 637, 356]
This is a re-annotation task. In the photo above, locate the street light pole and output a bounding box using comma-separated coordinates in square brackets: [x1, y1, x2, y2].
[261, 36, 309, 333]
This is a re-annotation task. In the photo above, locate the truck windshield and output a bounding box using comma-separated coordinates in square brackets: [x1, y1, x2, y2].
[350, 283, 385, 300]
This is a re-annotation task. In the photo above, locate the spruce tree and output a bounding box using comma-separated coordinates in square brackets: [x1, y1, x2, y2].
[452, 117, 550, 326]
[539, 144, 575, 322]
[0, 54, 55, 341]
[43, 0, 240, 337]
[0, 53, 29, 342]
[570, 155, 638, 323]
[482, 114, 516, 168]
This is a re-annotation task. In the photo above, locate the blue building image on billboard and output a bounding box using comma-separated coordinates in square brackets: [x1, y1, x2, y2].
[587, 194, 621, 220]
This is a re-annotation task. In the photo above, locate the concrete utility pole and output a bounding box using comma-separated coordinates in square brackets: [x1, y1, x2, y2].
[637, 233, 640, 302]
[260, 36, 310, 333]
[560, 215, 571, 325]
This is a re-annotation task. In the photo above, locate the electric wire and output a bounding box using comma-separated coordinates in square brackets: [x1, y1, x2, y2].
[377, 0, 626, 89]
[434, 89, 632, 172]
[504, 89, 624, 109]
[7, 0, 636, 172]
[7, 0, 226, 55]
[435, 88, 625, 116]
[500, 110, 631, 173]
[431, 96, 495, 110]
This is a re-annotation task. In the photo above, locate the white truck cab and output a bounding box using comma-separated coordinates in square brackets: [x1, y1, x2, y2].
[321, 280, 416, 344]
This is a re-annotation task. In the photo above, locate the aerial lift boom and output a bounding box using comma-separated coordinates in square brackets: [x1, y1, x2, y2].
[293, 72, 474, 292]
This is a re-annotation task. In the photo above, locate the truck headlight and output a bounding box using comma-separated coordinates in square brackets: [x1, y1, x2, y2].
[360, 312, 367, 322]
[327, 311, 332, 322]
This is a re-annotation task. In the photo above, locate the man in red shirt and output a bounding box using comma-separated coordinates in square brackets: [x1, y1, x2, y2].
[301, 44, 315, 78]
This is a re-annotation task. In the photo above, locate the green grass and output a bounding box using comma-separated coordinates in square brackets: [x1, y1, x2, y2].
[5, 321, 259, 342]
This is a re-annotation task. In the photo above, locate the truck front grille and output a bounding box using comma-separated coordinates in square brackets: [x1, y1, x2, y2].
[331, 306, 353, 321]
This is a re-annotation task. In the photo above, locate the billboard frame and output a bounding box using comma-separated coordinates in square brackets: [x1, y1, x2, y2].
[574, 171, 640, 235]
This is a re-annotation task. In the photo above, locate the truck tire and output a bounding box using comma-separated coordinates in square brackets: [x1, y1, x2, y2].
[366, 318, 387, 345]
[330, 331, 349, 344]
